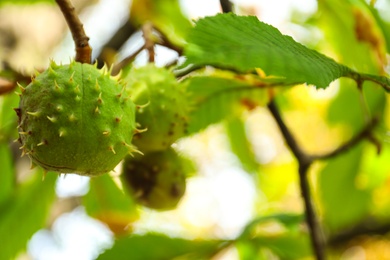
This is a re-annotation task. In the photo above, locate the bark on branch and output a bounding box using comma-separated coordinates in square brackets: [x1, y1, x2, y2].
[55, 0, 92, 63]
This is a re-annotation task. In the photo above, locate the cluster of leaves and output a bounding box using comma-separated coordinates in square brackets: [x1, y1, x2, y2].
[1, 0, 390, 259]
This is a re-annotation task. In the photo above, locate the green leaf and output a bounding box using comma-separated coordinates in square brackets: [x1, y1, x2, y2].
[317, 0, 381, 71]
[368, 4, 390, 53]
[327, 78, 366, 129]
[237, 214, 310, 260]
[318, 0, 386, 130]
[183, 13, 352, 89]
[240, 213, 304, 239]
[186, 76, 269, 134]
[0, 94, 19, 142]
[129, 0, 192, 45]
[98, 233, 223, 260]
[318, 144, 371, 231]
[236, 241, 269, 260]
[361, 143, 390, 189]
[183, 13, 390, 90]
[0, 171, 57, 260]
[225, 116, 259, 173]
[0, 142, 14, 205]
[83, 174, 138, 236]
[250, 234, 311, 260]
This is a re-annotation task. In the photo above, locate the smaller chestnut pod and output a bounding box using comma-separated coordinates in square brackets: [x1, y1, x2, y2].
[122, 148, 187, 210]
[123, 64, 191, 153]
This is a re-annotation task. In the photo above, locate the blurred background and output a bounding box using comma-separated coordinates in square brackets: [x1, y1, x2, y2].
[2, 0, 390, 259]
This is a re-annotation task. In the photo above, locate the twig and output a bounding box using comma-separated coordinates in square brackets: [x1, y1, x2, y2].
[1, 74, 31, 95]
[217, 1, 378, 259]
[95, 21, 183, 69]
[347, 70, 390, 92]
[311, 118, 380, 161]
[173, 64, 205, 78]
[164, 59, 179, 68]
[0, 64, 34, 95]
[328, 218, 390, 246]
[267, 100, 326, 260]
[96, 20, 138, 68]
[299, 162, 326, 260]
[142, 23, 155, 63]
[267, 99, 381, 260]
[219, 2, 326, 256]
[153, 27, 184, 56]
[55, 0, 91, 63]
[0, 78, 15, 95]
[267, 100, 310, 164]
[111, 45, 145, 76]
[220, 0, 233, 13]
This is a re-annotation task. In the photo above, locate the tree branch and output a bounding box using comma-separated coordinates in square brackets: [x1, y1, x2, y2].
[96, 20, 138, 68]
[217, 2, 379, 258]
[220, 0, 325, 255]
[328, 218, 390, 246]
[153, 27, 183, 56]
[0, 78, 15, 95]
[267, 100, 311, 165]
[0, 64, 34, 95]
[346, 70, 390, 93]
[111, 45, 144, 76]
[311, 118, 380, 161]
[55, 0, 91, 63]
[220, 0, 233, 13]
[267, 99, 326, 260]
[298, 163, 326, 260]
[267, 98, 381, 260]
[142, 22, 155, 63]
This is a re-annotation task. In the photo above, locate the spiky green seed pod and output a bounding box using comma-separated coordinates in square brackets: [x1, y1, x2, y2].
[123, 64, 190, 153]
[122, 148, 187, 210]
[16, 60, 137, 176]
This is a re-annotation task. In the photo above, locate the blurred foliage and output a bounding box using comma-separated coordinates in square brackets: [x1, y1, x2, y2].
[98, 233, 222, 260]
[319, 144, 370, 232]
[236, 213, 311, 259]
[225, 116, 259, 174]
[0, 142, 14, 205]
[1, 0, 390, 259]
[185, 75, 269, 134]
[83, 174, 138, 236]
[0, 0, 54, 5]
[0, 171, 56, 260]
[129, 0, 192, 45]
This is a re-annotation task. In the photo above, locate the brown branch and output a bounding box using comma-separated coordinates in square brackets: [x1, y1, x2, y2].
[95, 21, 183, 69]
[111, 45, 145, 76]
[0, 65, 34, 95]
[267, 99, 381, 260]
[164, 59, 179, 68]
[0, 78, 15, 95]
[267, 101, 311, 164]
[220, 0, 233, 13]
[173, 64, 204, 78]
[299, 163, 326, 260]
[328, 218, 390, 246]
[346, 70, 390, 92]
[142, 23, 155, 63]
[55, 0, 91, 64]
[96, 20, 138, 68]
[219, 0, 325, 255]
[153, 27, 183, 56]
[267, 99, 326, 260]
[0, 75, 30, 95]
[311, 118, 380, 161]
[218, 2, 377, 259]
